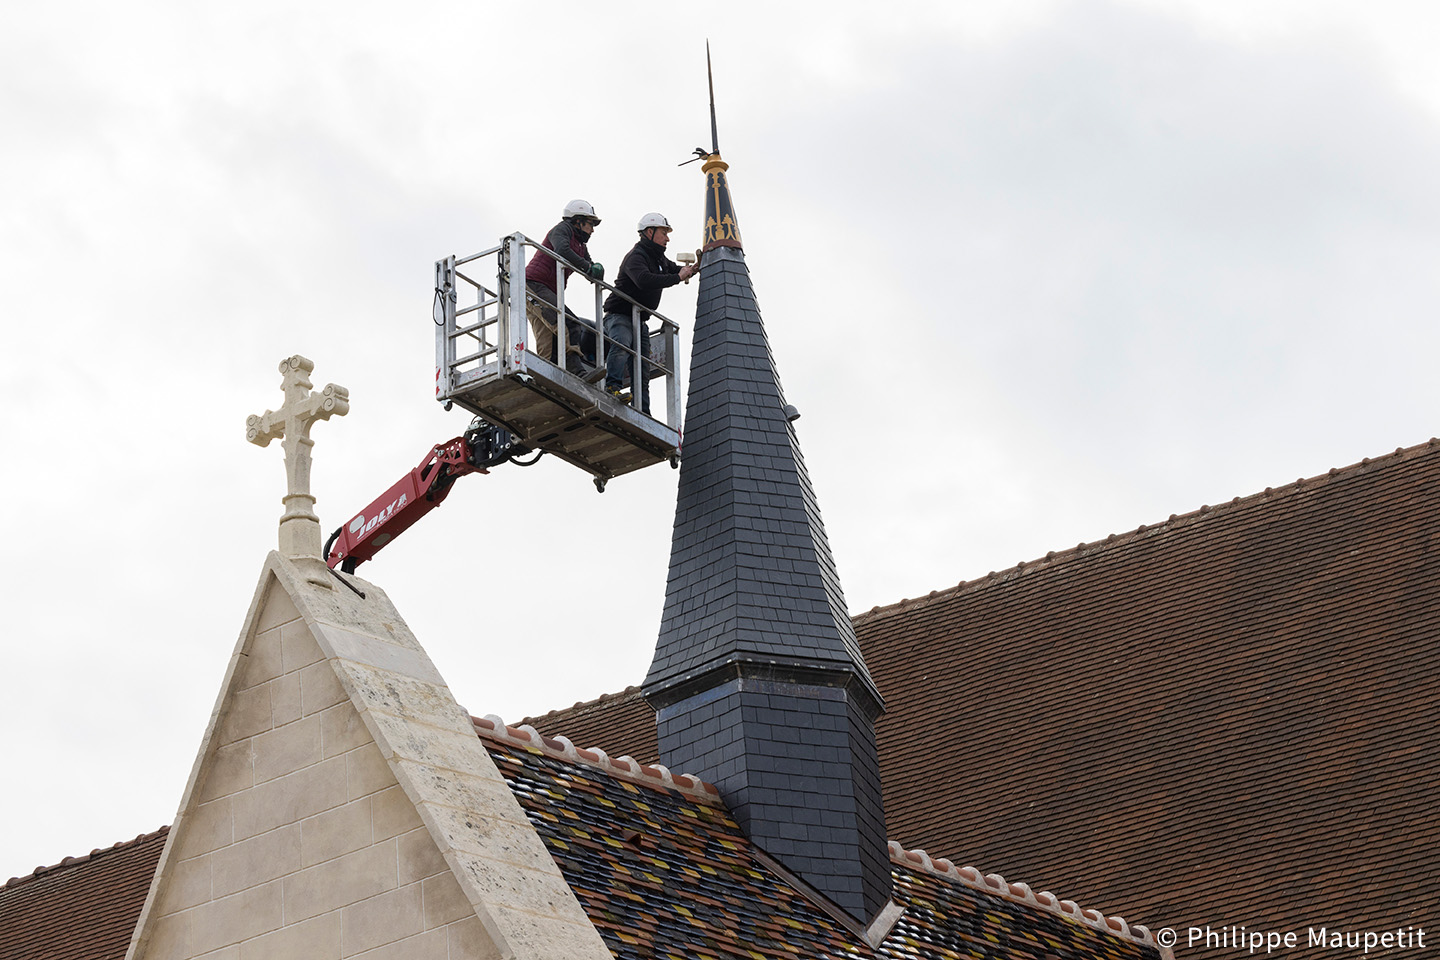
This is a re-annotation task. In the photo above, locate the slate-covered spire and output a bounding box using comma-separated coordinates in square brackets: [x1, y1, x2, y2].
[643, 141, 890, 925]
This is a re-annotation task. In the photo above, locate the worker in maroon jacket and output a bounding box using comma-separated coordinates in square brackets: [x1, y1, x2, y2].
[525, 200, 604, 378]
[602, 213, 697, 414]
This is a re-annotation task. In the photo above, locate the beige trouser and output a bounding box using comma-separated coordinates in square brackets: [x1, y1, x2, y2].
[525, 281, 590, 365]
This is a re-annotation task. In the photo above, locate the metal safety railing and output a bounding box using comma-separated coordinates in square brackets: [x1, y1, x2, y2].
[434, 233, 682, 432]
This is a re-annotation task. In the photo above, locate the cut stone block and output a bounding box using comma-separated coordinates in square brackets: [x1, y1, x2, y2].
[420, 802, 551, 866]
[175, 800, 232, 858]
[281, 620, 324, 675]
[371, 784, 422, 841]
[421, 873, 471, 929]
[217, 686, 271, 747]
[238, 628, 284, 690]
[397, 827, 448, 884]
[300, 659, 347, 717]
[346, 740, 399, 800]
[210, 825, 300, 898]
[340, 883, 425, 955]
[252, 715, 321, 785]
[165, 855, 212, 913]
[320, 703, 370, 759]
[238, 913, 339, 960]
[231, 756, 348, 841]
[253, 587, 300, 635]
[270, 672, 303, 727]
[283, 840, 399, 923]
[199, 741, 253, 804]
[448, 917, 503, 960]
[301, 798, 373, 867]
[189, 881, 283, 955]
[350, 927, 448, 960]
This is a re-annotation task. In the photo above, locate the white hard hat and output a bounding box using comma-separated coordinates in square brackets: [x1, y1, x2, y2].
[563, 199, 600, 223]
[637, 212, 672, 233]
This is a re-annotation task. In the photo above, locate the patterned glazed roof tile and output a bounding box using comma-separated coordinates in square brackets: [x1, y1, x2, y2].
[4, 718, 1166, 960]
[475, 717, 1163, 960]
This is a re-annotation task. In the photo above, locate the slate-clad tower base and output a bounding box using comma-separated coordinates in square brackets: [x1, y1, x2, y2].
[654, 674, 889, 922]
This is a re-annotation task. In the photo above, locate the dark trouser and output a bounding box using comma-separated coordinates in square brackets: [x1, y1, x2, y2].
[526, 281, 595, 368]
[603, 312, 650, 414]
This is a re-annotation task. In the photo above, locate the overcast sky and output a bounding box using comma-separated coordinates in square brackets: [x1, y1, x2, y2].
[5, 0, 1440, 882]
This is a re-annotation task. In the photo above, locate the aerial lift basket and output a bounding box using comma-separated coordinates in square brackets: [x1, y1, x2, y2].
[434, 233, 682, 487]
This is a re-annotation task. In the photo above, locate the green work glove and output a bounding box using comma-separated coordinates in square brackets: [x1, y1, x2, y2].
[588, 262, 605, 280]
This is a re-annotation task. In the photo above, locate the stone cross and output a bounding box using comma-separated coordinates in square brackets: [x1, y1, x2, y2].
[247, 355, 349, 560]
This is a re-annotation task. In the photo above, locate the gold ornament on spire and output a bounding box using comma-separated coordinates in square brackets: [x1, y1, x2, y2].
[702, 154, 743, 252]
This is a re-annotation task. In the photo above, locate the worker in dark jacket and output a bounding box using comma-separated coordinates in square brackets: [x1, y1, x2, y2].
[526, 200, 604, 377]
[602, 213, 696, 413]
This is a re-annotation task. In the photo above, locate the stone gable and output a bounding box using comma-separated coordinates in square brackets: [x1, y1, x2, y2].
[125, 553, 608, 960]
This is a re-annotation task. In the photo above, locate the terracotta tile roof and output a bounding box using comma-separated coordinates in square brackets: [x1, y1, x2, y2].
[475, 716, 1164, 960]
[530, 437, 1440, 938]
[522, 685, 657, 762]
[854, 439, 1440, 935]
[0, 827, 167, 960]
[29, 437, 1436, 954]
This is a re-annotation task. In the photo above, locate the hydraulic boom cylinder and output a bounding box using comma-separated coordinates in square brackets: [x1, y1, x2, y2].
[325, 421, 516, 573]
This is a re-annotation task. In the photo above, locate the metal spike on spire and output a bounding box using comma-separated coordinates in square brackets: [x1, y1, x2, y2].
[707, 40, 720, 157]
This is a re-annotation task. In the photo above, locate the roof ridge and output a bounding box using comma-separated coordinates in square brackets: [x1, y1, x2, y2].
[854, 436, 1440, 624]
[517, 684, 644, 726]
[3, 825, 170, 891]
[471, 714, 724, 806]
[887, 841, 1168, 955]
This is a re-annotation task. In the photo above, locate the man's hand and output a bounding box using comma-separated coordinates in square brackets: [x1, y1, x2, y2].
[588, 262, 605, 280]
[678, 263, 697, 282]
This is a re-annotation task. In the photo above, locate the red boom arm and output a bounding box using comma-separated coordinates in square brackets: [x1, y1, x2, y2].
[326, 436, 487, 573]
